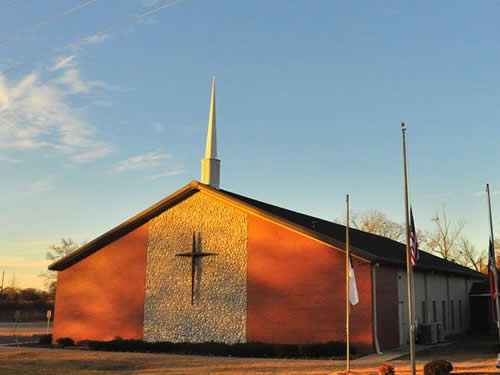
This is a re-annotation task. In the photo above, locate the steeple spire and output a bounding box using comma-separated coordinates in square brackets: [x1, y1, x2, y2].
[201, 77, 220, 188]
[205, 76, 217, 158]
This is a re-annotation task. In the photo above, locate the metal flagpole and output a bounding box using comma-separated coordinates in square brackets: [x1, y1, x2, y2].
[486, 184, 500, 354]
[402, 123, 416, 375]
[346, 193, 350, 373]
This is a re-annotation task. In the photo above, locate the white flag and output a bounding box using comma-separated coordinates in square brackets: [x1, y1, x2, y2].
[349, 256, 359, 305]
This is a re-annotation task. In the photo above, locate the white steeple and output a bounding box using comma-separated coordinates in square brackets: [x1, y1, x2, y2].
[201, 77, 220, 188]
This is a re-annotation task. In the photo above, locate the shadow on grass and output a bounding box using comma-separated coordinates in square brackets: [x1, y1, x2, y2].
[393, 334, 498, 361]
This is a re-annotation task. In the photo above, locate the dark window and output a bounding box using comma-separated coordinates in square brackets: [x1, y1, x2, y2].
[421, 301, 426, 323]
[451, 300, 455, 329]
[442, 300, 446, 330]
[432, 301, 437, 322]
[458, 300, 462, 329]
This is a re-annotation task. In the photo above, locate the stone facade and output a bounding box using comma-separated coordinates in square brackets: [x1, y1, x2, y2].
[143, 192, 248, 343]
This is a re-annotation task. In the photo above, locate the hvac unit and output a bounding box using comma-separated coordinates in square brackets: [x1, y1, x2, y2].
[419, 323, 438, 345]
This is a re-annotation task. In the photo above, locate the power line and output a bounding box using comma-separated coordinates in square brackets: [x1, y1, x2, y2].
[0, 0, 100, 48]
[0, 0, 185, 77]
[65, 0, 185, 49]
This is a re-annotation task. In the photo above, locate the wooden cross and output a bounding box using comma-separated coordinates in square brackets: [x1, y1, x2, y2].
[175, 232, 217, 305]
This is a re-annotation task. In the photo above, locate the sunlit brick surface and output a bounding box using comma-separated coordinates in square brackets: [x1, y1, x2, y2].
[52, 224, 148, 343]
[246, 215, 374, 353]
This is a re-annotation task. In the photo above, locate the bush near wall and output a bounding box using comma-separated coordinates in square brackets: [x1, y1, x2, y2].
[82, 339, 353, 359]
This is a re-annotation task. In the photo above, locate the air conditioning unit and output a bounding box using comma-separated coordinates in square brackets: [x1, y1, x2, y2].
[419, 323, 438, 345]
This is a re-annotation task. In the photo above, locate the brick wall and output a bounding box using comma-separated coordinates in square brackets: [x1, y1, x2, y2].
[52, 224, 148, 343]
[246, 215, 373, 353]
[375, 264, 399, 350]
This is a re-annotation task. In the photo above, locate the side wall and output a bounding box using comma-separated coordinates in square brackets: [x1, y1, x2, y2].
[246, 215, 374, 353]
[399, 270, 474, 342]
[52, 224, 148, 343]
[375, 265, 399, 350]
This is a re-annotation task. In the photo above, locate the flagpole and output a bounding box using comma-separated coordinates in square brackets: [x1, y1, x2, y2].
[402, 123, 416, 375]
[346, 193, 350, 373]
[486, 184, 500, 346]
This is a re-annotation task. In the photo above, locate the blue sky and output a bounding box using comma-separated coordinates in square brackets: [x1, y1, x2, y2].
[1, 1, 499, 288]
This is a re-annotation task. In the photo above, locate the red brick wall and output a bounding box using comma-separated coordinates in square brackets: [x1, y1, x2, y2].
[375, 265, 399, 350]
[246, 215, 373, 353]
[52, 224, 148, 343]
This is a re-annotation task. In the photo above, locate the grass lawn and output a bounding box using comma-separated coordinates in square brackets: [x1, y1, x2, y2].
[0, 334, 499, 374]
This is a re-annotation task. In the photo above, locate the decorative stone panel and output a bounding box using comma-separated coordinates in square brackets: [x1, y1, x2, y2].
[143, 192, 247, 343]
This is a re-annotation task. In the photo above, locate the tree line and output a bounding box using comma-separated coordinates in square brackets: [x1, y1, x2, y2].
[346, 205, 498, 273]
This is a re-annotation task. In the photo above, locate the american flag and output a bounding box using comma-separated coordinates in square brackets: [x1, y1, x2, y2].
[489, 238, 497, 300]
[410, 207, 419, 267]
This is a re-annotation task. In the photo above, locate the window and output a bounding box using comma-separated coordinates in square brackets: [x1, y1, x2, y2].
[458, 300, 462, 329]
[442, 300, 446, 330]
[421, 301, 426, 323]
[451, 300, 455, 329]
[432, 301, 437, 322]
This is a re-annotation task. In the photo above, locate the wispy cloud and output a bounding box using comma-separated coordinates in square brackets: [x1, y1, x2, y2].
[473, 190, 500, 197]
[25, 175, 54, 194]
[55, 69, 130, 94]
[152, 122, 166, 133]
[0, 69, 114, 163]
[56, 69, 89, 93]
[0, 154, 22, 163]
[116, 152, 172, 171]
[142, 0, 162, 6]
[65, 32, 110, 51]
[148, 166, 184, 180]
[51, 55, 77, 71]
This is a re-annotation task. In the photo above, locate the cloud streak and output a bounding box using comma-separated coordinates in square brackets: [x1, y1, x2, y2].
[26, 176, 54, 194]
[473, 190, 500, 197]
[148, 166, 184, 180]
[51, 55, 76, 71]
[116, 152, 172, 171]
[64, 32, 110, 51]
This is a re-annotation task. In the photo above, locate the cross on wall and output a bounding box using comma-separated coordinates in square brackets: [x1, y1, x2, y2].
[175, 232, 217, 305]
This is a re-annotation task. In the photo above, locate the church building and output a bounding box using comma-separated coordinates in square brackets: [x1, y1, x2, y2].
[49, 79, 484, 353]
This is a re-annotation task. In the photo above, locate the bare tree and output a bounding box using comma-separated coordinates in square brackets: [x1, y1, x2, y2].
[46, 238, 79, 263]
[424, 205, 465, 261]
[348, 210, 406, 242]
[456, 237, 484, 272]
[41, 238, 80, 297]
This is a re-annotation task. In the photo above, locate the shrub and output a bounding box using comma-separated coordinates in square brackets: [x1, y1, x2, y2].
[56, 337, 74, 347]
[424, 360, 453, 375]
[84, 339, 352, 358]
[378, 364, 395, 375]
[38, 334, 52, 345]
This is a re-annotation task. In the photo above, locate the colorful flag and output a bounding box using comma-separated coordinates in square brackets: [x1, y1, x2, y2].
[349, 256, 359, 305]
[410, 207, 419, 267]
[489, 238, 497, 300]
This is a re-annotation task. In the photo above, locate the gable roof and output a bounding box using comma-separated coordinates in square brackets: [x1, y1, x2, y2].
[49, 180, 485, 279]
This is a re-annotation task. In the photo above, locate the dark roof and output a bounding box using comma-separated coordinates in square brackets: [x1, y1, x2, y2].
[49, 181, 485, 279]
[470, 277, 497, 296]
[220, 189, 484, 279]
